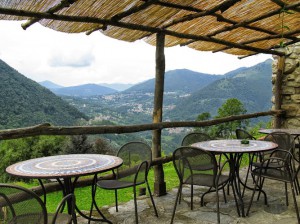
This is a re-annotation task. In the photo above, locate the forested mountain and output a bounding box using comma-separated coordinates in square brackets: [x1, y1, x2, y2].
[0, 59, 87, 129]
[125, 69, 222, 93]
[50, 83, 118, 96]
[166, 59, 273, 120]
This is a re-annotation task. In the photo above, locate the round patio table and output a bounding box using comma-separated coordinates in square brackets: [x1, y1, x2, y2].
[192, 139, 278, 217]
[6, 154, 123, 223]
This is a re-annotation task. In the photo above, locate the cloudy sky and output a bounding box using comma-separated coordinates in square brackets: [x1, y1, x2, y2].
[0, 20, 272, 87]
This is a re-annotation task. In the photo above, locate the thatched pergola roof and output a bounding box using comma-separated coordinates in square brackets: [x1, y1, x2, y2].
[0, 0, 299, 197]
[0, 0, 299, 57]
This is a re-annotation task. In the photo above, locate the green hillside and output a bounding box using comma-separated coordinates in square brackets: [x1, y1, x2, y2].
[0, 59, 87, 129]
[167, 59, 273, 120]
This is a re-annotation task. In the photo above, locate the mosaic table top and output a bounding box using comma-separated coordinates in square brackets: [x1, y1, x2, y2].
[192, 139, 278, 153]
[6, 154, 123, 179]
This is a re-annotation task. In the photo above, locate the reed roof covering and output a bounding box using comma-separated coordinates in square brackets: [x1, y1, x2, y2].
[0, 0, 299, 57]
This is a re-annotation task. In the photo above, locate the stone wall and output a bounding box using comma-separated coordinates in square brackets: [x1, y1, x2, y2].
[272, 42, 300, 128]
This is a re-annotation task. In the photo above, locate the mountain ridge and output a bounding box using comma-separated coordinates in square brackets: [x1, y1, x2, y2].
[0, 59, 87, 129]
[167, 59, 273, 120]
[49, 83, 118, 96]
[125, 69, 223, 93]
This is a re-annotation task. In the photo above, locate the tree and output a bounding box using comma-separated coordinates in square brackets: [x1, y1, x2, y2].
[212, 98, 248, 138]
[63, 135, 93, 154]
[195, 112, 212, 133]
[93, 138, 117, 155]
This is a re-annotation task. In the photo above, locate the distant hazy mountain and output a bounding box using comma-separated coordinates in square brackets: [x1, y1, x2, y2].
[167, 59, 273, 120]
[51, 84, 118, 96]
[98, 83, 134, 91]
[125, 69, 222, 93]
[0, 59, 87, 129]
[39, 80, 63, 89]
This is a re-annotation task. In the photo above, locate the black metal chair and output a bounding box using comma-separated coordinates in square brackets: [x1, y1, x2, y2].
[253, 132, 295, 171]
[181, 132, 211, 146]
[246, 148, 300, 223]
[253, 132, 297, 199]
[171, 146, 231, 224]
[96, 141, 158, 224]
[0, 183, 76, 224]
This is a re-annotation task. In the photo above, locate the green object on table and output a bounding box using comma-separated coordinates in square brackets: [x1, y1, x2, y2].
[241, 139, 249, 144]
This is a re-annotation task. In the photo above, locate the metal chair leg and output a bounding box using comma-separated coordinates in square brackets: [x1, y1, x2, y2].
[146, 180, 158, 217]
[133, 185, 138, 224]
[285, 182, 289, 206]
[191, 184, 194, 210]
[170, 184, 181, 224]
[216, 186, 220, 224]
[115, 189, 118, 212]
[246, 175, 260, 216]
[290, 181, 300, 223]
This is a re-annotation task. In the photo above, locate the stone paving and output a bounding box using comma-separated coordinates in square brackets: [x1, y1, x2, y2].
[77, 167, 300, 224]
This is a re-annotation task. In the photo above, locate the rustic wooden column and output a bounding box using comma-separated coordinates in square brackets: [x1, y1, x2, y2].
[152, 32, 166, 196]
[274, 56, 285, 128]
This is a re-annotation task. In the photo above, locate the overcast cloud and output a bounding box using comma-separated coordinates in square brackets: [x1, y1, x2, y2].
[0, 20, 272, 87]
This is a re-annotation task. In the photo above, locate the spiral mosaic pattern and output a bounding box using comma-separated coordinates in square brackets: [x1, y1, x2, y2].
[192, 139, 278, 153]
[6, 154, 123, 179]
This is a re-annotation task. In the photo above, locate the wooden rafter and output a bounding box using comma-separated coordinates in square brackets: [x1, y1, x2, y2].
[181, 1, 300, 47]
[21, 0, 75, 30]
[208, 1, 300, 37]
[87, 0, 159, 35]
[0, 7, 286, 56]
[213, 29, 300, 53]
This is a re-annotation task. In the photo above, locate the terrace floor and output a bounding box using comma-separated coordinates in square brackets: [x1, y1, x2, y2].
[78, 167, 300, 224]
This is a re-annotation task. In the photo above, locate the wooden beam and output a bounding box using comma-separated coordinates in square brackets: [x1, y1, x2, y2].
[0, 110, 282, 140]
[152, 32, 166, 196]
[0, 7, 285, 56]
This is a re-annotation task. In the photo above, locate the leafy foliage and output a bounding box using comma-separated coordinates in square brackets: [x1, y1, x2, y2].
[212, 98, 249, 138]
[0, 136, 67, 182]
[195, 98, 249, 139]
[62, 135, 117, 155]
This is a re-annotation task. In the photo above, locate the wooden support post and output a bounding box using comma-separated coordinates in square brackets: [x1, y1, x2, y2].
[152, 32, 167, 196]
[274, 56, 285, 128]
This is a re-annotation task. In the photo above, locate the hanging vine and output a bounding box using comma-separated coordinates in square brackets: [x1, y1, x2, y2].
[278, 5, 294, 48]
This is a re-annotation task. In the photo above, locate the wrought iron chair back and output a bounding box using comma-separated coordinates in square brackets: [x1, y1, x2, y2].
[0, 183, 76, 224]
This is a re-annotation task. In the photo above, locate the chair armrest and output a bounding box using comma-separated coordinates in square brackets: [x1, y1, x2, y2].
[255, 149, 293, 171]
[51, 193, 76, 224]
